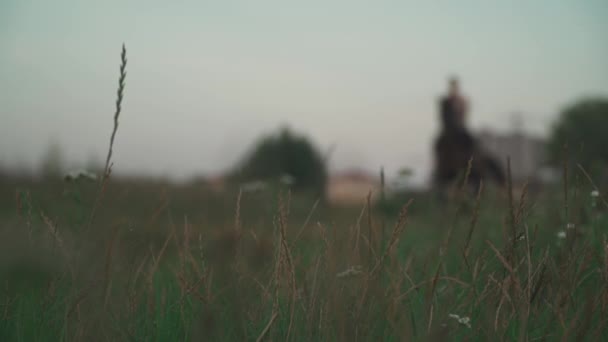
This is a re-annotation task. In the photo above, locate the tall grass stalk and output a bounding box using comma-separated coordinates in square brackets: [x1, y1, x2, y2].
[88, 44, 127, 229]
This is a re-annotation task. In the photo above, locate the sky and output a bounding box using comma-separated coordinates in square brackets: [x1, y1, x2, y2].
[1, 0, 607, 185]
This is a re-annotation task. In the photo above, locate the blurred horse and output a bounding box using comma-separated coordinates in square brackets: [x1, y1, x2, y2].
[432, 129, 505, 192]
[432, 77, 505, 194]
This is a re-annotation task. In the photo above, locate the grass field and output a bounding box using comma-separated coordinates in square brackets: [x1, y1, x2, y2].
[2, 45, 606, 341]
[1, 172, 607, 341]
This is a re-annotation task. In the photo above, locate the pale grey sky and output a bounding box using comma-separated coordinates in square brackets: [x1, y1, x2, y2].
[2, 0, 607, 184]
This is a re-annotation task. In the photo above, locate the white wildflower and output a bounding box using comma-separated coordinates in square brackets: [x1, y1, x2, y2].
[336, 265, 363, 278]
[241, 180, 267, 193]
[566, 223, 575, 230]
[64, 169, 98, 182]
[591, 190, 599, 208]
[448, 314, 472, 329]
[557, 231, 567, 239]
[279, 174, 295, 186]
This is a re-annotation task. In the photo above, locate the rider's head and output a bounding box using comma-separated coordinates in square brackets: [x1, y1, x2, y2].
[448, 76, 460, 96]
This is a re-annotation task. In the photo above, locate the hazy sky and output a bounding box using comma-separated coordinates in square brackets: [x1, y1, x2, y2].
[2, 0, 607, 184]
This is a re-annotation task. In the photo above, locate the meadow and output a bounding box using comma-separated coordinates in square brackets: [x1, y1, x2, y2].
[0, 169, 607, 341]
[1, 46, 606, 341]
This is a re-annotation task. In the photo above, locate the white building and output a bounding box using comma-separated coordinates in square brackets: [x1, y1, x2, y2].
[477, 128, 548, 183]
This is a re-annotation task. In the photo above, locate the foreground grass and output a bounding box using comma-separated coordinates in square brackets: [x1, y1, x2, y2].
[0, 176, 606, 341]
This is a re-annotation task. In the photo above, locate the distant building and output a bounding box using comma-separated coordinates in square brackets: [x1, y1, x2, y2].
[477, 128, 548, 184]
[327, 170, 381, 205]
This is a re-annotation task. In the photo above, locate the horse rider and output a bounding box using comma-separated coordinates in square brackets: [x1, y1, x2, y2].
[434, 76, 506, 189]
[440, 76, 469, 133]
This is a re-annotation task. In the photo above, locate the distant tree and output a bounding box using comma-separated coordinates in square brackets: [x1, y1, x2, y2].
[40, 141, 65, 179]
[548, 98, 608, 180]
[233, 127, 328, 197]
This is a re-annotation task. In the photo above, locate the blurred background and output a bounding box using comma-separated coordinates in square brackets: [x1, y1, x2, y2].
[4, 4, 608, 340]
[1, 0, 607, 202]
